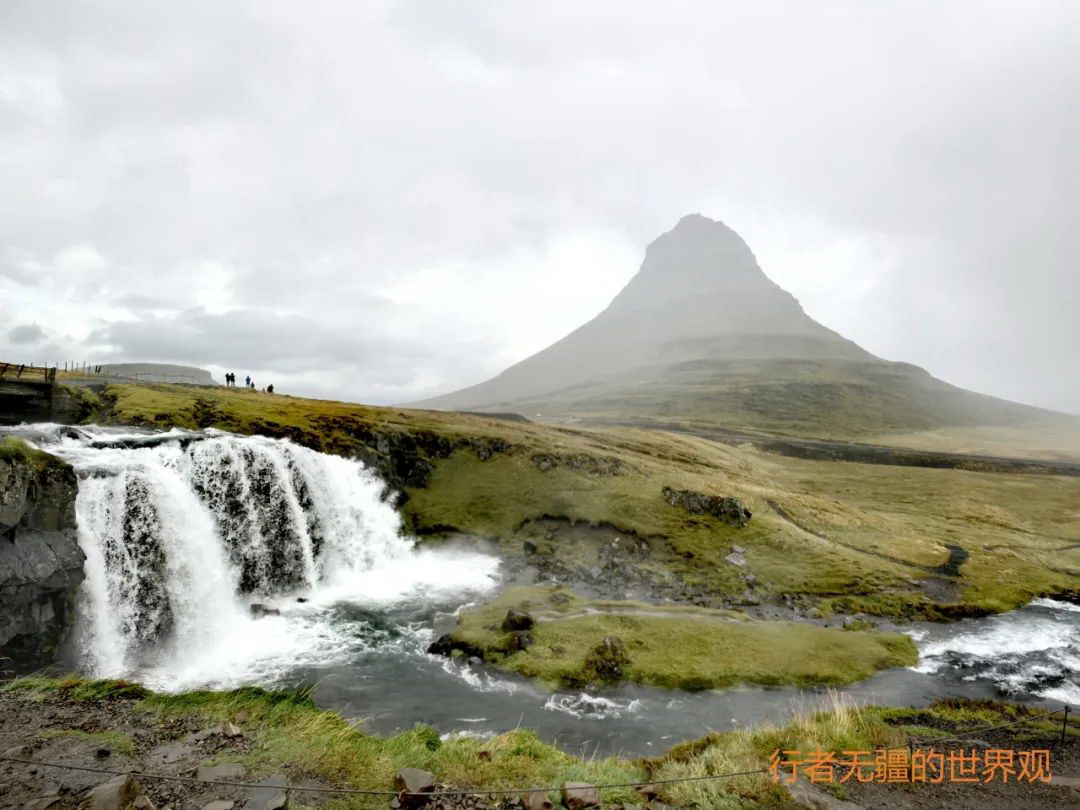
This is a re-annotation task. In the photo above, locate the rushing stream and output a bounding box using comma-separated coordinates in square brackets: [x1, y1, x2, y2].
[7, 424, 1079, 757]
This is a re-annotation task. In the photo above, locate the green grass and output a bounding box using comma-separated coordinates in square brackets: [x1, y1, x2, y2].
[85, 382, 1080, 622]
[0, 436, 66, 470]
[469, 356, 1077, 441]
[8, 678, 1076, 810]
[6, 676, 150, 701]
[447, 587, 918, 689]
[6, 678, 643, 810]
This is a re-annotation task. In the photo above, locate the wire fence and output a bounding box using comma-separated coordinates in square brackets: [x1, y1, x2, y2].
[0, 361, 219, 386]
[0, 362, 57, 382]
[0, 706, 1072, 800]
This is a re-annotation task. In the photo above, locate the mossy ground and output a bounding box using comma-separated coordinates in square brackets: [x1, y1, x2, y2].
[446, 586, 917, 689]
[5, 678, 1076, 809]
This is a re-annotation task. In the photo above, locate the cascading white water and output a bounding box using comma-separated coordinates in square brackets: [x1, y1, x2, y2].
[24, 425, 500, 690]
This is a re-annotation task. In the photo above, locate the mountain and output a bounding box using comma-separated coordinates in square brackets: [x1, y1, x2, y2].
[414, 215, 1071, 440]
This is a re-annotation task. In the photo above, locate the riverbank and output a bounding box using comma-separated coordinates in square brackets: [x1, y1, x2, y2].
[432, 586, 917, 690]
[1, 677, 1077, 809]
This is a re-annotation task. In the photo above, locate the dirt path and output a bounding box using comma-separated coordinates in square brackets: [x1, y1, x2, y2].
[843, 727, 1080, 809]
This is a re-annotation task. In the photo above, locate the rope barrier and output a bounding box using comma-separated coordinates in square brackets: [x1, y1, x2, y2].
[1, 709, 1070, 798]
[0, 755, 766, 797]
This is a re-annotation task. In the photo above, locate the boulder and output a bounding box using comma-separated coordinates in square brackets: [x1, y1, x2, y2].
[501, 609, 535, 632]
[249, 604, 280, 619]
[395, 767, 436, 794]
[522, 791, 555, 810]
[425, 634, 485, 659]
[583, 636, 629, 682]
[661, 486, 751, 527]
[394, 768, 436, 809]
[724, 551, 747, 567]
[635, 784, 659, 801]
[197, 762, 247, 781]
[221, 721, 243, 738]
[84, 774, 140, 810]
[561, 782, 601, 809]
[132, 797, 156, 810]
[247, 775, 289, 810]
[0, 446, 85, 670]
[505, 630, 534, 652]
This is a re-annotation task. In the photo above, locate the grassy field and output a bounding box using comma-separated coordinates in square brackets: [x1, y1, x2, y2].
[864, 423, 1080, 460]
[58, 381, 1079, 695]
[84, 382, 1080, 621]
[5, 677, 1076, 810]
[459, 357, 1080, 444]
[444, 586, 917, 689]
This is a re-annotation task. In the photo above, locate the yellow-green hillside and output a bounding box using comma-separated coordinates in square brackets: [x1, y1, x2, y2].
[84, 382, 1079, 623]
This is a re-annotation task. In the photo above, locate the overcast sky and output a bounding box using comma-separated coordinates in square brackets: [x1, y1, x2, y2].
[2, 1, 1078, 413]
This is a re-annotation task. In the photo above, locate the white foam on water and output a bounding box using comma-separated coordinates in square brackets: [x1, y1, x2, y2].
[1031, 597, 1080, 614]
[543, 693, 643, 720]
[913, 598, 1080, 705]
[437, 658, 522, 695]
[34, 426, 500, 692]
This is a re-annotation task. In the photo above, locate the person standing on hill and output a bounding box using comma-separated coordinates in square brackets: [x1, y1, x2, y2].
[267, 384, 274, 394]
[245, 375, 251, 388]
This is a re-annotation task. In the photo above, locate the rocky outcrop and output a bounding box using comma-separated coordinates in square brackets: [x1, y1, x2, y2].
[581, 635, 629, 682]
[0, 381, 95, 426]
[501, 609, 534, 632]
[0, 440, 85, 671]
[661, 486, 751, 527]
[531, 453, 623, 475]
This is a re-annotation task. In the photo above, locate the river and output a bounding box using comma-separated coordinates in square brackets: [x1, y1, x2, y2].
[6, 424, 1077, 757]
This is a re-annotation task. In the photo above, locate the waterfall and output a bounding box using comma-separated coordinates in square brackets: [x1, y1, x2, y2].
[23, 425, 499, 690]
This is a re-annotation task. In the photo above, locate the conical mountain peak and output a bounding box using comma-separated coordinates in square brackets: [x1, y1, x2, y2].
[413, 215, 1066, 437]
[413, 215, 872, 411]
[610, 213, 787, 314]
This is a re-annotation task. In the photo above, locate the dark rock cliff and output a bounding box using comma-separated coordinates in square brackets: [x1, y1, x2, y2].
[0, 440, 85, 673]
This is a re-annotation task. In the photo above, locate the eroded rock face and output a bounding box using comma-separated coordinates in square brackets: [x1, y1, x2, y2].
[661, 486, 751, 527]
[0, 448, 85, 671]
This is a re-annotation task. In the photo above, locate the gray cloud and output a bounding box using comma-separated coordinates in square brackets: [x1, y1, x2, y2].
[0, 1, 1077, 412]
[8, 324, 45, 344]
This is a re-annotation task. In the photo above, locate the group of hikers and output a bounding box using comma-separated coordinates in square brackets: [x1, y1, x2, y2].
[224, 372, 273, 394]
